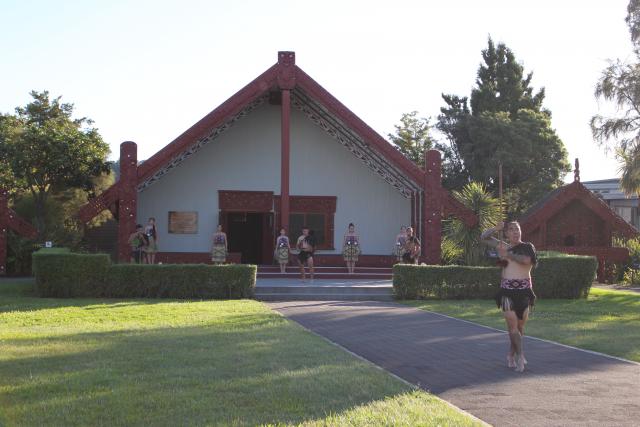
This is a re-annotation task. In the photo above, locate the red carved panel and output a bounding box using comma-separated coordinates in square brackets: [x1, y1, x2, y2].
[277, 51, 296, 90]
[423, 150, 442, 264]
[78, 183, 120, 223]
[546, 200, 605, 247]
[0, 188, 7, 275]
[274, 196, 336, 213]
[118, 142, 138, 262]
[219, 191, 274, 212]
[8, 209, 37, 239]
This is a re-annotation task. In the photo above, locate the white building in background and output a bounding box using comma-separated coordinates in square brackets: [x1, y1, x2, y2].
[583, 179, 640, 230]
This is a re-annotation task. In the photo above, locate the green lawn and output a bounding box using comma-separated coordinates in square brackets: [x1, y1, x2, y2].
[0, 279, 481, 427]
[403, 288, 640, 362]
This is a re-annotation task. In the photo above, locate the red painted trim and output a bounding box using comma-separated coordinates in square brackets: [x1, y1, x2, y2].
[117, 142, 138, 262]
[0, 189, 7, 275]
[280, 89, 291, 230]
[156, 252, 394, 267]
[423, 150, 442, 264]
[294, 67, 425, 185]
[137, 64, 279, 183]
[521, 182, 638, 238]
[274, 195, 337, 213]
[219, 190, 274, 212]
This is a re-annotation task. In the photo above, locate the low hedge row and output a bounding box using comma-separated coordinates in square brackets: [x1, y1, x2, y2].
[32, 250, 256, 299]
[393, 255, 598, 300]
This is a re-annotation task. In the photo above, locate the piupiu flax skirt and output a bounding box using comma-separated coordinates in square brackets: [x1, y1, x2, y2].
[211, 244, 227, 263]
[342, 244, 361, 262]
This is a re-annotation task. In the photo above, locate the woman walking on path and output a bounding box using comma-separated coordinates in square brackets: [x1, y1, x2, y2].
[211, 224, 228, 265]
[394, 226, 407, 262]
[481, 221, 537, 372]
[143, 217, 159, 264]
[275, 228, 291, 273]
[342, 223, 361, 274]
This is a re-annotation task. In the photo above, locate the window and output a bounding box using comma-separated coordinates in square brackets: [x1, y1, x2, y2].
[289, 213, 329, 249]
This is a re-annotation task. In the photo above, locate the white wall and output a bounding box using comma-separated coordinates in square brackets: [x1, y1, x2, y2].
[137, 102, 411, 255]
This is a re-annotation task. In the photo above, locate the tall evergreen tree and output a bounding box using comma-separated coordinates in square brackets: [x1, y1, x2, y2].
[436, 37, 570, 216]
[388, 111, 433, 166]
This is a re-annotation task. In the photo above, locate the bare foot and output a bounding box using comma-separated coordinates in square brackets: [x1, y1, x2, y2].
[515, 354, 525, 372]
[507, 354, 516, 368]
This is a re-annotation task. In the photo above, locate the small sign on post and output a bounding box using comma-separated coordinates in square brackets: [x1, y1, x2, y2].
[45, 241, 52, 248]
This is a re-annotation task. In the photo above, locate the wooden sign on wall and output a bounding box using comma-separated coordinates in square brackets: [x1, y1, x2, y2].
[168, 211, 198, 234]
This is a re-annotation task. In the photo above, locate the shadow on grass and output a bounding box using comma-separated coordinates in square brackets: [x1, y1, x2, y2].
[0, 312, 424, 426]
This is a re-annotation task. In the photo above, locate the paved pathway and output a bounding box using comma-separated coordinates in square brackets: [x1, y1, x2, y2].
[269, 301, 640, 427]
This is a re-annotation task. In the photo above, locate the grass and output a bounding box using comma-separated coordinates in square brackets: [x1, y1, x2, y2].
[0, 279, 481, 427]
[403, 288, 640, 362]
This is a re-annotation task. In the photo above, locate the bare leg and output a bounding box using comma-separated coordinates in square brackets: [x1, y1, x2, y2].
[150, 253, 155, 264]
[504, 311, 524, 371]
[299, 258, 306, 281]
[308, 257, 314, 281]
[518, 309, 529, 365]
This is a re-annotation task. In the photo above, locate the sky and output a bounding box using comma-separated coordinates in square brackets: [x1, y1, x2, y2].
[0, 0, 634, 183]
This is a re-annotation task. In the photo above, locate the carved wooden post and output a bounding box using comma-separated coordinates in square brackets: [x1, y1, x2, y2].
[423, 150, 442, 264]
[117, 141, 138, 262]
[278, 51, 295, 231]
[0, 188, 8, 275]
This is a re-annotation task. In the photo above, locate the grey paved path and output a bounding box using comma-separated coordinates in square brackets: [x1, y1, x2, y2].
[269, 301, 640, 427]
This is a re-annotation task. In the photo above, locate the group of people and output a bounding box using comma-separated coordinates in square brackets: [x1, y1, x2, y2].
[127, 217, 159, 264]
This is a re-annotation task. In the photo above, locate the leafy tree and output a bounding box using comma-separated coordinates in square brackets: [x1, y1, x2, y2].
[591, 0, 640, 196]
[0, 91, 110, 236]
[388, 111, 434, 166]
[443, 182, 502, 266]
[436, 37, 570, 216]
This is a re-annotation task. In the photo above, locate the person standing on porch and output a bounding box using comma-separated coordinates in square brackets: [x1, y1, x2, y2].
[211, 224, 228, 265]
[394, 226, 407, 262]
[274, 228, 291, 273]
[296, 227, 315, 282]
[402, 227, 421, 264]
[342, 223, 361, 274]
[143, 217, 158, 264]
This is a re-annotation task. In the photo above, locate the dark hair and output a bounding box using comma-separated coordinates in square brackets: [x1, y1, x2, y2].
[302, 226, 309, 230]
[136, 224, 143, 229]
[148, 217, 155, 222]
[348, 223, 354, 228]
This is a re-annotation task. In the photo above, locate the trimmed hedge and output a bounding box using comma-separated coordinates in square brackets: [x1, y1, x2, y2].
[33, 251, 111, 298]
[32, 250, 256, 299]
[393, 255, 598, 300]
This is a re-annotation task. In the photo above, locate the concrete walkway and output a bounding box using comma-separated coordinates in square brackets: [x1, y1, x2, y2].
[269, 301, 640, 427]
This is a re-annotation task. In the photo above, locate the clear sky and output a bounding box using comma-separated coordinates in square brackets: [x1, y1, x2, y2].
[1, 0, 634, 182]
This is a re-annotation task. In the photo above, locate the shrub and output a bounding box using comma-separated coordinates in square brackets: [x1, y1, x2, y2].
[532, 255, 597, 298]
[32, 249, 110, 297]
[105, 264, 256, 299]
[32, 250, 256, 299]
[393, 255, 597, 300]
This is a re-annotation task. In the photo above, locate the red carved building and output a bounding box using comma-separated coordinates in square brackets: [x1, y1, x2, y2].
[74, 51, 476, 267]
[520, 161, 638, 281]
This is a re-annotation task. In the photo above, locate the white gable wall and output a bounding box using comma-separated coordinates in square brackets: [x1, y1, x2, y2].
[137, 103, 411, 255]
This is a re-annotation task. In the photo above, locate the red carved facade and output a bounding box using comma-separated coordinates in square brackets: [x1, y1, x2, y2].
[520, 180, 639, 281]
[117, 142, 138, 262]
[219, 190, 274, 212]
[0, 188, 38, 275]
[75, 51, 477, 266]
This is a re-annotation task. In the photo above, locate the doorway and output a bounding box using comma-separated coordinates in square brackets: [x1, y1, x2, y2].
[225, 212, 274, 264]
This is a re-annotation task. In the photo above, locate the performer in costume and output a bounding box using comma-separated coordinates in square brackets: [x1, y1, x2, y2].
[342, 223, 361, 274]
[296, 227, 315, 282]
[128, 224, 148, 264]
[481, 221, 537, 372]
[394, 226, 407, 262]
[274, 228, 291, 273]
[143, 217, 158, 264]
[402, 227, 421, 264]
[211, 224, 228, 265]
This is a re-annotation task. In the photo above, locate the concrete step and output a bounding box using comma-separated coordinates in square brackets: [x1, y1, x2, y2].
[254, 285, 394, 301]
[256, 293, 395, 301]
[257, 272, 392, 279]
[258, 266, 392, 274]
